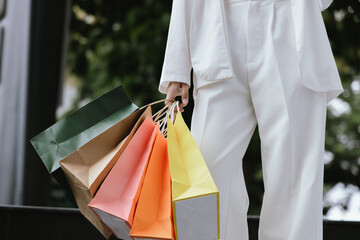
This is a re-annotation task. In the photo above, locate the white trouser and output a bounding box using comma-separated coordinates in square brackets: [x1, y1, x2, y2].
[191, 0, 328, 239]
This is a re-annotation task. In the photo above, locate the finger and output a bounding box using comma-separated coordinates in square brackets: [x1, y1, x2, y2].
[180, 83, 190, 107]
[165, 82, 180, 105]
[179, 102, 187, 111]
[175, 105, 184, 113]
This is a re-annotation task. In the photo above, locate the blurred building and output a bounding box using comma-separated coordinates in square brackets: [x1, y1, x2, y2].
[0, 0, 70, 205]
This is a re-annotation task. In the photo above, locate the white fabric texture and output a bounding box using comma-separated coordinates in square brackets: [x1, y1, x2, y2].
[159, 0, 343, 103]
[189, 1, 328, 239]
[317, 0, 333, 11]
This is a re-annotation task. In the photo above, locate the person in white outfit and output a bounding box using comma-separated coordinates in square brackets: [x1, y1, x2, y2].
[159, 0, 343, 239]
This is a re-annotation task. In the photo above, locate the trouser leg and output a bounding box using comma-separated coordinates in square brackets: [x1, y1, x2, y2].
[287, 88, 327, 240]
[250, 69, 327, 240]
[191, 1, 328, 239]
[191, 3, 255, 239]
[191, 75, 256, 240]
[192, 78, 326, 240]
[246, 1, 328, 238]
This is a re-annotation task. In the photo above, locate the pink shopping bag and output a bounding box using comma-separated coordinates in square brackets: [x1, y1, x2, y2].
[88, 117, 158, 240]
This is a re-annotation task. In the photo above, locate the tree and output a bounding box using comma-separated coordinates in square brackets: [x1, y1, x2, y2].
[322, 0, 360, 215]
[67, 0, 172, 106]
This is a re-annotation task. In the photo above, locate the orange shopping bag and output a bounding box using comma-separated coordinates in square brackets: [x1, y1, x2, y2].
[129, 130, 174, 240]
[88, 117, 157, 240]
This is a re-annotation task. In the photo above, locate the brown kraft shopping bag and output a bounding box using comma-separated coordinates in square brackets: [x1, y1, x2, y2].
[60, 106, 152, 239]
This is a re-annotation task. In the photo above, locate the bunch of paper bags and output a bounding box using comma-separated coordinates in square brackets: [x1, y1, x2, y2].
[31, 86, 220, 240]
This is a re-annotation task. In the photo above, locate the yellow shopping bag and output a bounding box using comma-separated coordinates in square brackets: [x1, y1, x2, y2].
[167, 105, 220, 240]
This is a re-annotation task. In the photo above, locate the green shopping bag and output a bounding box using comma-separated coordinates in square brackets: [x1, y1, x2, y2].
[30, 85, 139, 189]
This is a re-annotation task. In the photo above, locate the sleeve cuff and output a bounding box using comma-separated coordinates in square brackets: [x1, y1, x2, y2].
[158, 72, 191, 94]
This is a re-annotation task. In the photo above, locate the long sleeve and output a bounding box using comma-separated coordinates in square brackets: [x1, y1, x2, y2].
[158, 0, 194, 94]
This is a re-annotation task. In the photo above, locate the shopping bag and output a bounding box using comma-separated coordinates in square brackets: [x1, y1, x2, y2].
[59, 106, 152, 239]
[129, 130, 174, 240]
[30, 85, 138, 188]
[88, 117, 158, 240]
[167, 108, 220, 240]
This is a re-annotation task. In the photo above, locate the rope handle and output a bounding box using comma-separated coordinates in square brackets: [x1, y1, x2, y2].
[157, 101, 180, 138]
[139, 98, 175, 110]
[168, 101, 180, 124]
[138, 99, 176, 137]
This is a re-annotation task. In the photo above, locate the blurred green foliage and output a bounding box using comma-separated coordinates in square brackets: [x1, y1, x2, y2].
[66, 0, 360, 215]
[67, 0, 172, 106]
[322, 0, 360, 214]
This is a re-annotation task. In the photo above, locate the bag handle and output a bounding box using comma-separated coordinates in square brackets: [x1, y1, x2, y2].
[158, 101, 180, 138]
[139, 99, 176, 137]
[138, 99, 175, 121]
[168, 101, 180, 124]
[139, 98, 175, 110]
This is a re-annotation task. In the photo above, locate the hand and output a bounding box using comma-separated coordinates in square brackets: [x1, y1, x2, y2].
[165, 82, 190, 112]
